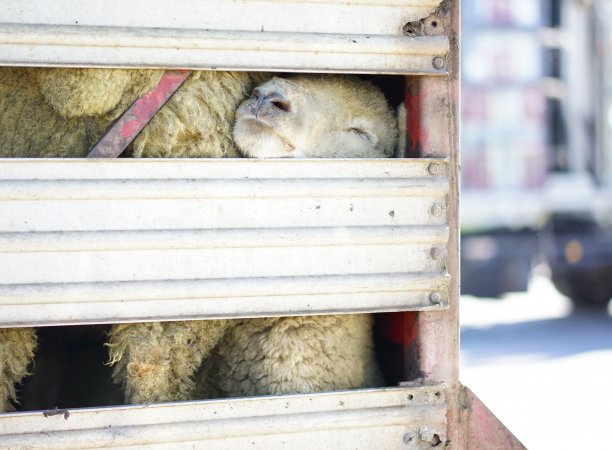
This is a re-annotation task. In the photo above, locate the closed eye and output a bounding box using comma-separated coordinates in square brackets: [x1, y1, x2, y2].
[348, 127, 373, 142]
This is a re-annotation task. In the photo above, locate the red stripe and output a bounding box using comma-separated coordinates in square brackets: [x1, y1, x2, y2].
[88, 70, 192, 158]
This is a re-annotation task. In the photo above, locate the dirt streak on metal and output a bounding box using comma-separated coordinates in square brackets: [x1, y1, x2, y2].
[42, 408, 70, 420]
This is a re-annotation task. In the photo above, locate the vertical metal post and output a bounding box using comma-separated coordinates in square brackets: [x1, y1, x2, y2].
[404, 1, 462, 446]
[407, 2, 526, 447]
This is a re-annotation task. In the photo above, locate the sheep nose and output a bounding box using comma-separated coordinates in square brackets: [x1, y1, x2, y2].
[254, 91, 292, 117]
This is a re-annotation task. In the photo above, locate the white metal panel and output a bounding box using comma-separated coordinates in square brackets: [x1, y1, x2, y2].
[0, 385, 447, 449]
[0, 159, 449, 326]
[4, 0, 442, 33]
[0, 0, 449, 73]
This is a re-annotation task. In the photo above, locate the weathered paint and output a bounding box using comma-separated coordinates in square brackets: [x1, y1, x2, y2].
[88, 71, 191, 158]
[410, 2, 460, 448]
[404, 80, 427, 158]
[459, 385, 527, 450]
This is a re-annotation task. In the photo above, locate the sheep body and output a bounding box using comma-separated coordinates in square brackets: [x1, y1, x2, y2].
[197, 315, 382, 398]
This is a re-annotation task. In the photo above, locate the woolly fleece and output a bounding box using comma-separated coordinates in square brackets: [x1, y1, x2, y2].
[0, 328, 37, 411]
[107, 320, 232, 404]
[196, 315, 383, 398]
[0, 68, 265, 158]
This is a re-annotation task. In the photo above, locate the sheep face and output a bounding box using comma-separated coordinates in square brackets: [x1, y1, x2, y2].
[233, 75, 398, 159]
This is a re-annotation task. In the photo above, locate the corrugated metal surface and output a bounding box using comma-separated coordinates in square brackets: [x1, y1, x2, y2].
[0, 385, 447, 449]
[0, 0, 448, 74]
[0, 158, 449, 327]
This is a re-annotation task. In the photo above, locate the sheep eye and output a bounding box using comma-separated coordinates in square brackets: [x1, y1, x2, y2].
[251, 88, 262, 100]
[349, 127, 373, 142]
[272, 100, 291, 112]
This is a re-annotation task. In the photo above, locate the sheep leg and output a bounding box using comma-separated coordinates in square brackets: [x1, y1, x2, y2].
[107, 320, 231, 404]
[0, 327, 37, 412]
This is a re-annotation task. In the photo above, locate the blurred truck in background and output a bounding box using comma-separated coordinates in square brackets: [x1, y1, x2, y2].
[461, 0, 612, 307]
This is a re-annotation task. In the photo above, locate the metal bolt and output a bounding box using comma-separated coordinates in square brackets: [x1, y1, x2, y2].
[429, 292, 442, 305]
[428, 163, 440, 176]
[432, 56, 445, 70]
[403, 432, 415, 444]
[431, 202, 444, 217]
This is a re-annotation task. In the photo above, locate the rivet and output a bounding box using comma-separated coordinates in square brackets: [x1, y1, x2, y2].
[429, 292, 442, 304]
[431, 202, 444, 217]
[403, 432, 415, 444]
[432, 56, 445, 70]
[428, 163, 440, 176]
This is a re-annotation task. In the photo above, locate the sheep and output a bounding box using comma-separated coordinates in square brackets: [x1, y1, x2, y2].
[0, 71, 397, 409]
[193, 74, 398, 399]
[0, 67, 267, 410]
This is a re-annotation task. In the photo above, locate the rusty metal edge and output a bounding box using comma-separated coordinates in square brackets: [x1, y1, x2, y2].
[458, 385, 527, 450]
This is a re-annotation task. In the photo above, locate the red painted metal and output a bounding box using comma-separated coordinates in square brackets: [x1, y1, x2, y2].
[404, 79, 426, 158]
[461, 386, 527, 450]
[87, 70, 192, 158]
[376, 312, 417, 347]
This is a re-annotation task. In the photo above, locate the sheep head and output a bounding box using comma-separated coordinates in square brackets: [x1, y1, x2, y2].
[233, 75, 398, 158]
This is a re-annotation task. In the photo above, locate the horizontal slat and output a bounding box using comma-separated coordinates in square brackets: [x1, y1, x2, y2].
[0, 385, 447, 449]
[0, 30, 448, 75]
[0, 272, 449, 305]
[0, 178, 446, 200]
[0, 226, 448, 252]
[0, 27, 448, 74]
[0, 274, 450, 326]
[0, 0, 448, 73]
[0, 244, 444, 284]
[0, 158, 447, 180]
[0, 198, 446, 232]
[0, 159, 450, 325]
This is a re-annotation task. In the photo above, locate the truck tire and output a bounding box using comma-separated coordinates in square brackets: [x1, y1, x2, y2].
[551, 274, 612, 308]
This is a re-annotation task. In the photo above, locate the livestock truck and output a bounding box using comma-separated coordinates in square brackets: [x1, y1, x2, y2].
[462, 0, 612, 308]
[0, 1, 524, 448]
